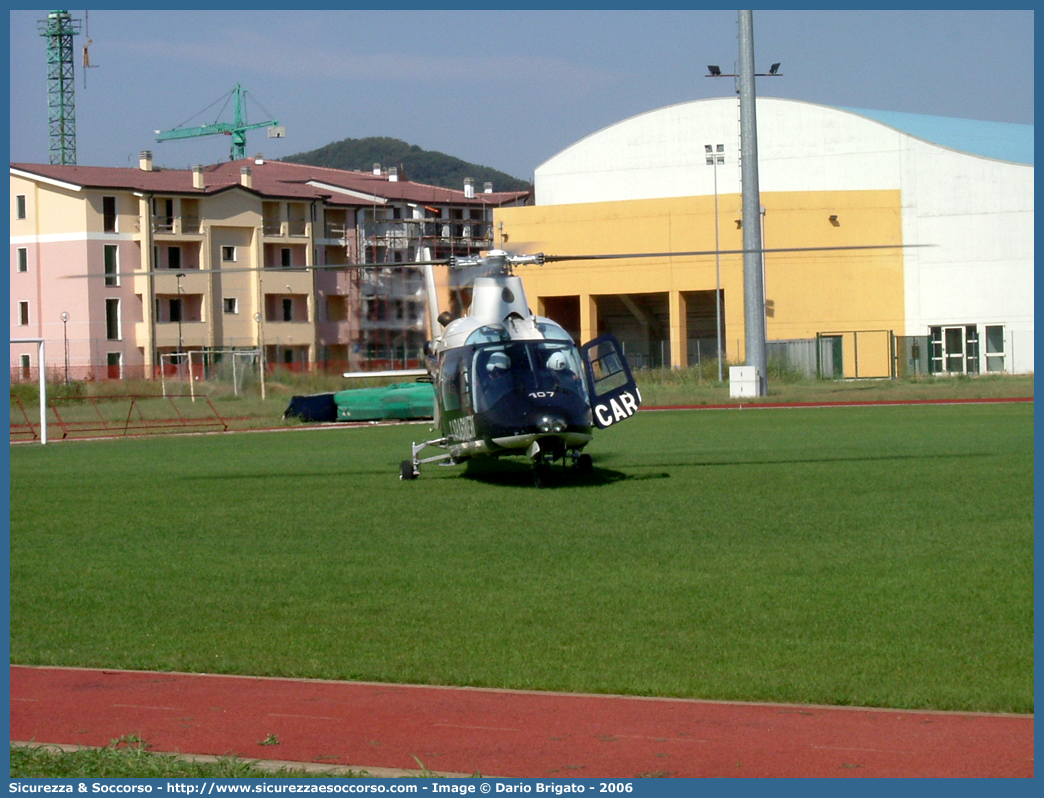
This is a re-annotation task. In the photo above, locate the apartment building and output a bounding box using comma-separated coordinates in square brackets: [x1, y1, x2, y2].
[10, 154, 529, 380]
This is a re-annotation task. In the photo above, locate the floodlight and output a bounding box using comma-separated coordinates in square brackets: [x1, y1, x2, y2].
[769, 63, 780, 75]
[707, 65, 721, 76]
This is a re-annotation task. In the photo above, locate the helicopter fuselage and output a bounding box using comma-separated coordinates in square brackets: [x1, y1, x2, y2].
[434, 334, 595, 463]
[401, 266, 640, 481]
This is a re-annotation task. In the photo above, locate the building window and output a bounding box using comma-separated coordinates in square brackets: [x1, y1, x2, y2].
[169, 298, 182, 323]
[103, 196, 117, 233]
[168, 245, 182, 271]
[223, 297, 239, 314]
[105, 298, 121, 340]
[221, 246, 236, 262]
[17, 247, 28, 272]
[20, 354, 31, 379]
[18, 301, 29, 326]
[281, 247, 292, 267]
[282, 298, 293, 322]
[985, 325, 1006, 373]
[16, 194, 27, 220]
[104, 244, 119, 286]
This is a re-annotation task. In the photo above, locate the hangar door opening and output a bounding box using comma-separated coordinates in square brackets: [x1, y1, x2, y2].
[541, 296, 581, 342]
[595, 293, 670, 369]
[684, 289, 725, 367]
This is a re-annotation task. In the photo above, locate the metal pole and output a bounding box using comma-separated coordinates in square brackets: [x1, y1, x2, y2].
[61, 311, 70, 385]
[738, 10, 768, 396]
[255, 312, 266, 401]
[706, 144, 725, 382]
[39, 340, 47, 445]
[176, 272, 185, 368]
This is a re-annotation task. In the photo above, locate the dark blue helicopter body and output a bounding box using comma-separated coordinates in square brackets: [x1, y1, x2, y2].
[401, 254, 641, 483]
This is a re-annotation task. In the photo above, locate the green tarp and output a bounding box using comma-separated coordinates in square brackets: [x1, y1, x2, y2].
[333, 382, 434, 421]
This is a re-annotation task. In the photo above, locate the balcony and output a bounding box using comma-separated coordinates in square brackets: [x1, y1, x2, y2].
[262, 218, 311, 239]
[151, 216, 203, 237]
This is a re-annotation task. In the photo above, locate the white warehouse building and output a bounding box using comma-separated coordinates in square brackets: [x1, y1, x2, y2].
[498, 97, 1033, 375]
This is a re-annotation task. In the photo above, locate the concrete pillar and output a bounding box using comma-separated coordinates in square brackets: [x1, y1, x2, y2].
[669, 290, 687, 369]
[579, 293, 598, 344]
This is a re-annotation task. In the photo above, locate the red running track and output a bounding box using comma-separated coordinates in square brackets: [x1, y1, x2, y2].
[10, 666, 1033, 778]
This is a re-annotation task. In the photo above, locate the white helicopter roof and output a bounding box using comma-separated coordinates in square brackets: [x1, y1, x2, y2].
[438, 275, 573, 351]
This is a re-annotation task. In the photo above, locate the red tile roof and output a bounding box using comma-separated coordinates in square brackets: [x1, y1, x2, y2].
[10, 159, 531, 208]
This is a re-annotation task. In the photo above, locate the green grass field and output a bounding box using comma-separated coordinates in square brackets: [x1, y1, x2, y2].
[9, 403, 1033, 714]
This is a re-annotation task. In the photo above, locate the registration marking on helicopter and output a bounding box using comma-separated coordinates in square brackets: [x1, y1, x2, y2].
[447, 415, 476, 441]
[593, 391, 640, 428]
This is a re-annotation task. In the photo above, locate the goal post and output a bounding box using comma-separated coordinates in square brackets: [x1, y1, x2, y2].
[159, 349, 264, 399]
[10, 338, 47, 444]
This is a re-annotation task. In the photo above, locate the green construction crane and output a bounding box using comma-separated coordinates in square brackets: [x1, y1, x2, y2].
[38, 10, 81, 165]
[155, 83, 284, 161]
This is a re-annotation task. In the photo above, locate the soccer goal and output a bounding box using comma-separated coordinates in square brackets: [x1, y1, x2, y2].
[160, 349, 265, 399]
[10, 338, 48, 444]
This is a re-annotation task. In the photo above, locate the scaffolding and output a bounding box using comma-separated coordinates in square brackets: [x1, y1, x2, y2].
[354, 208, 495, 370]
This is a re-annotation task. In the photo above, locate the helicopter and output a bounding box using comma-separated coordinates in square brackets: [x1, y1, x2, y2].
[388, 240, 920, 484]
[396, 249, 641, 485]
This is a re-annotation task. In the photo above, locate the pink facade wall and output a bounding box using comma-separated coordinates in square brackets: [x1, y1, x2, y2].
[10, 237, 144, 379]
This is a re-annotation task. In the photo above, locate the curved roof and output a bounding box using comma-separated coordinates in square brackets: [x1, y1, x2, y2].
[838, 107, 1033, 166]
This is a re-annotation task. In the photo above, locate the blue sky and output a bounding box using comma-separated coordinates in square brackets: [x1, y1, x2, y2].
[9, 9, 1034, 180]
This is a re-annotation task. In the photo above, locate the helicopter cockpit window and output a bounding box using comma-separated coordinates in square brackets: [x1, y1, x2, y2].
[534, 322, 573, 342]
[473, 346, 514, 410]
[440, 349, 467, 412]
[585, 341, 630, 396]
[471, 341, 587, 412]
[465, 325, 508, 346]
[542, 345, 586, 395]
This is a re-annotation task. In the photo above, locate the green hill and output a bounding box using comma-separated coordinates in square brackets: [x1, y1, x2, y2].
[282, 136, 531, 192]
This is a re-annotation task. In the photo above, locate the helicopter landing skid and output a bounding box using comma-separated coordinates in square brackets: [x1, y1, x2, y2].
[530, 448, 593, 487]
[400, 437, 456, 480]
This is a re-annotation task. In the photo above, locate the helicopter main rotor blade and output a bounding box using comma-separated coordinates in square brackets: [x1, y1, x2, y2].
[59, 261, 454, 279]
[58, 243, 927, 279]
[542, 243, 928, 264]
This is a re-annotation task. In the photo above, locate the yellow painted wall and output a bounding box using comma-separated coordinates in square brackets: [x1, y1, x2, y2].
[495, 189, 905, 372]
[11, 175, 90, 237]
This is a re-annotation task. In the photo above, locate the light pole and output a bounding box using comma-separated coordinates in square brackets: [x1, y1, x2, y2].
[707, 11, 781, 395]
[705, 144, 725, 382]
[60, 311, 69, 384]
[254, 311, 266, 401]
[175, 272, 185, 364]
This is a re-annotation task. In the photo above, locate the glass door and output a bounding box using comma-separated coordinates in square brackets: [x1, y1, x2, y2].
[931, 325, 980, 374]
[944, 327, 965, 373]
